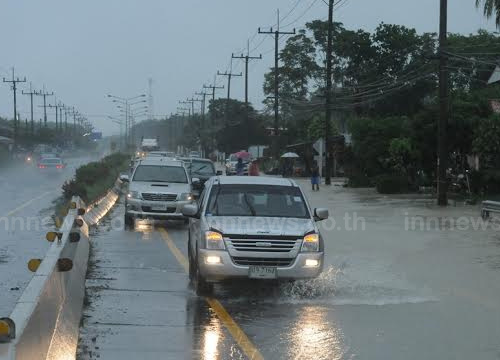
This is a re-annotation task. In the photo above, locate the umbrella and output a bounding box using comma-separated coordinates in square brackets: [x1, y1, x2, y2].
[235, 151, 251, 159]
[281, 152, 299, 158]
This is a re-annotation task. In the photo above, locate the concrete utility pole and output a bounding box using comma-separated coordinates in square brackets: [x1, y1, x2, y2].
[232, 41, 262, 106]
[36, 87, 54, 127]
[22, 83, 39, 136]
[217, 69, 242, 101]
[3, 68, 26, 145]
[47, 99, 63, 132]
[203, 76, 224, 128]
[258, 10, 296, 157]
[324, 0, 334, 185]
[437, 0, 449, 206]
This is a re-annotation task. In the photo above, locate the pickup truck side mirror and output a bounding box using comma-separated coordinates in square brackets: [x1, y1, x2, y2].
[182, 204, 199, 218]
[119, 174, 129, 183]
[314, 208, 329, 221]
[216, 170, 223, 176]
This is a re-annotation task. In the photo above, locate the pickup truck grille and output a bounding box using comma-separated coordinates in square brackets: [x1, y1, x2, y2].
[225, 237, 300, 253]
[142, 193, 177, 202]
[232, 257, 294, 267]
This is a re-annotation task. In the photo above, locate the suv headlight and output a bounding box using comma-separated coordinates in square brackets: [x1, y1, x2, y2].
[127, 191, 140, 199]
[180, 193, 193, 201]
[301, 233, 320, 252]
[205, 231, 225, 250]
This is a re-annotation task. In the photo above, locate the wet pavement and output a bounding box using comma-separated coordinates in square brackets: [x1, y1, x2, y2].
[77, 180, 500, 360]
[0, 156, 96, 315]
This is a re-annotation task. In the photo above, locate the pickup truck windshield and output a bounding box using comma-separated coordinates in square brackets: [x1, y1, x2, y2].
[133, 165, 188, 183]
[206, 184, 309, 218]
[187, 161, 215, 176]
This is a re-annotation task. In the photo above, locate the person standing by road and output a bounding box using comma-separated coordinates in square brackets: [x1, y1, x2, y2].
[236, 157, 245, 176]
[311, 160, 320, 191]
[249, 159, 260, 176]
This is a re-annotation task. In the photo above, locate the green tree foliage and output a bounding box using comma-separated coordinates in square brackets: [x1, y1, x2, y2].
[476, 0, 500, 27]
[473, 114, 500, 168]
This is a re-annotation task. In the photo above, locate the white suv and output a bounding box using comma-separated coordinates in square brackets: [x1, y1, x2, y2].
[122, 158, 197, 226]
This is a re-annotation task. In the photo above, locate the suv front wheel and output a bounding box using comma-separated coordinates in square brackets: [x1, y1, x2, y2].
[192, 252, 213, 296]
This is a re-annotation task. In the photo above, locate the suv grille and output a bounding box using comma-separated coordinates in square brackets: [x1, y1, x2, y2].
[226, 237, 300, 253]
[232, 257, 294, 267]
[142, 193, 177, 202]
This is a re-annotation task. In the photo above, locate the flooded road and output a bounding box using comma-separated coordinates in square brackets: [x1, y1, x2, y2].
[0, 156, 96, 315]
[78, 180, 500, 359]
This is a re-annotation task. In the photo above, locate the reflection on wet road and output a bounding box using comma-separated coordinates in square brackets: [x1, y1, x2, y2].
[0, 156, 95, 315]
[78, 181, 500, 360]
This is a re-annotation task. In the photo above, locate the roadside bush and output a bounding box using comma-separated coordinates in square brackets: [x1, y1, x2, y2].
[63, 152, 129, 203]
[375, 174, 410, 194]
[347, 174, 372, 188]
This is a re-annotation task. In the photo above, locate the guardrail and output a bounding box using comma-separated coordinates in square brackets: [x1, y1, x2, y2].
[481, 200, 500, 219]
[0, 179, 123, 360]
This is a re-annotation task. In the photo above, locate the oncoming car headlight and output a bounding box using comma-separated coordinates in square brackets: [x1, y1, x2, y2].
[301, 233, 320, 252]
[127, 191, 140, 199]
[205, 231, 225, 250]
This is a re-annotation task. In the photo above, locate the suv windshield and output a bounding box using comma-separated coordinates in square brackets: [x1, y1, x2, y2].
[133, 165, 187, 183]
[206, 184, 309, 218]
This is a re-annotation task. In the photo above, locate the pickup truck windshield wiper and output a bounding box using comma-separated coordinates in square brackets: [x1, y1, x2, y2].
[210, 185, 222, 216]
[243, 193, 256, 216]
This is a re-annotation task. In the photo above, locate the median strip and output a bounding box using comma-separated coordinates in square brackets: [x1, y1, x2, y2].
[158, 228, 264, 360]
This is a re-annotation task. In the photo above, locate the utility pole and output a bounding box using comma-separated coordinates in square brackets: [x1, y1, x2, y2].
[233, 41, 263, 148]
[3, 68, 26, 146]
[217, 70, 242, 101]
[438, 0, 449, 206]
[36, 87, 54, 127]
[324, 0, 334, 185]
[22, 83, 38, 136]
[204, 76, 224, 128]
[195, 91, 210, 155]
[232, 40, 262, 106]
[258, 10, 296, 157]
[47, 98, 62, 132]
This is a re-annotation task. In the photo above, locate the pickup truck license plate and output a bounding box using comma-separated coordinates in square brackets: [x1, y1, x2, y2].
[248, 266, 277, 279]
[150, 204, 167, 211]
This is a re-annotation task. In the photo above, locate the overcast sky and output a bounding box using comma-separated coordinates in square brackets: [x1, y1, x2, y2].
[0, 0, 497, 135]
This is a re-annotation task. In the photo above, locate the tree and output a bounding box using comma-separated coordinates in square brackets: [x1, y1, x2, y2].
[476, 0, 500, 27]
[473, 114, 500, 168]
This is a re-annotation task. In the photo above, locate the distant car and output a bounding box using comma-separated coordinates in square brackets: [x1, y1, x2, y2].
[37, 157, 66, 170]
[179, 158, 222, 196]
[182, 176, 329, 295]
[121, 158, 197, 226]
[189, 151, 201, 158]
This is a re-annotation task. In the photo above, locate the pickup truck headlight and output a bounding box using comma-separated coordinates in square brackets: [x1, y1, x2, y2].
[205, 231, 225, 250]
[301, 233, 319, 252]
[127, 191, 140, 200]
[180, 193, 193, 201]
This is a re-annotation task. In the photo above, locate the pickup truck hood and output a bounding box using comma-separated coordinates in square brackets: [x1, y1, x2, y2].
[205, 216, 315, 237]
[130, 182, 191, 194]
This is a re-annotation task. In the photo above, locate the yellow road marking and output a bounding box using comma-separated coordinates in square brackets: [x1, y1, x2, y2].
[158, 228, 264, 360]
[3, 191, 54, 217]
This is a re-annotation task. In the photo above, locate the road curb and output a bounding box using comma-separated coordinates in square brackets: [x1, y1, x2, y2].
[0, 180, 122, 360]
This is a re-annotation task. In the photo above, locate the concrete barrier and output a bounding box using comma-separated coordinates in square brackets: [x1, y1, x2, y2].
[0, 180, 122, 360]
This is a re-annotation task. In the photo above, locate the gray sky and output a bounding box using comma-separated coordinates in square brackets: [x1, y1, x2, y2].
[0, 0, 497, 135]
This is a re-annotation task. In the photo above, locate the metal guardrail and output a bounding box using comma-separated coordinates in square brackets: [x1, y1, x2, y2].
[481, 200, 500, 219]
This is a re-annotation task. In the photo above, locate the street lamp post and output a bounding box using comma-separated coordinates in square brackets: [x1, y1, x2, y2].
[107, 94, 146, 150]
